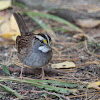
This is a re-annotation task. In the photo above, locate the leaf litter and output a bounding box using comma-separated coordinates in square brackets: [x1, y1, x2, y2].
[0, 3, 100, 100]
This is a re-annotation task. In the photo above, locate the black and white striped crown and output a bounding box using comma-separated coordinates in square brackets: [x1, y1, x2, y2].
[35, 33, 51, 44]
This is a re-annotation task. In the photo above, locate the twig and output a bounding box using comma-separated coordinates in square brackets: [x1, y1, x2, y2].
[69, 91, 100, 98]
[76, 61, 100, 67]
[84, 40, 100, 57]
[33, 90, 70, 100]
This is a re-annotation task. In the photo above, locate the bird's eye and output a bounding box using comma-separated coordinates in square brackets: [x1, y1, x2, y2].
[40, 40, 43, 43]
[43, 39, 47, 44]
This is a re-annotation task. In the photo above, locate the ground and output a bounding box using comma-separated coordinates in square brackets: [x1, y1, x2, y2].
[0, 3, 100, 100]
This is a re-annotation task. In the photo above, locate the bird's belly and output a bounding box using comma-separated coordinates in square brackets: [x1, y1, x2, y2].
[23, 51, 52, 68]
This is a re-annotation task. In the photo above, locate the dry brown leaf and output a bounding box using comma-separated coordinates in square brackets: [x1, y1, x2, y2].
[0, 32, 19, 40]
[0, 12, 10, 25]
[10, 14, 20, 33]
[76, 19, 100, 28]
[0, 14, 20, 41]
[0, 0, 11, 10]
[51, 61, 75, 69]
[0, 21, 10, 33]
[9, 14, 20, 40]
[73, 33, 85, 40]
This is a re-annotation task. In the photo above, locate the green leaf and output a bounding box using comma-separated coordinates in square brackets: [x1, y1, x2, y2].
[0, 77, 77, 95]
[26, 79, 78, 88]
[41, 93, 48, 97]
[52, 93, 63, 100]
[53, 27, 72, 33]
[25, 12, 83, 32]
[2, 65, 10, 75]
[0, 83, 22, 99]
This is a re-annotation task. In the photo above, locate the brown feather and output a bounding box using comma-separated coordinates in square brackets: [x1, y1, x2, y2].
[13, 13, 29, 35]
[14, 13, 35, 55]
[16, 33, 34, 54]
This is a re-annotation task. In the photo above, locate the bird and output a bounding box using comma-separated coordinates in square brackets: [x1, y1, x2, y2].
[14, 13, 53, 79]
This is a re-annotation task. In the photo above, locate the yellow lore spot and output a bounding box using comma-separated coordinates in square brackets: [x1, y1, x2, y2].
[43, 39, 47, 44]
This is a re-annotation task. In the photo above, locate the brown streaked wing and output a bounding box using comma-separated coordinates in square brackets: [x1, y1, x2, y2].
[16, 33, 35, 55]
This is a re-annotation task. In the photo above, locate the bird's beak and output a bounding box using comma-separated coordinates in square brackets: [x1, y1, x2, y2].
[48, 42, 51, 47]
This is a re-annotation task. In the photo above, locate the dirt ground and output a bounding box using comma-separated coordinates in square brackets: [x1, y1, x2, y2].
[0, 4, 100, 100]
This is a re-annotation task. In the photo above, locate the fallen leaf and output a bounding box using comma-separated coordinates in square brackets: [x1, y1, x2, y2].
[0, 21, 10, 33]
[0, 14, 20, 41]
[73, 33, 86, 40]
[10, 14, 20, 34]
[51, 61, 76, 69]
[0, 32, 13, 38]
[0, 0, 11, 10]
[10, 14, 20, 40]
[0, 12, 10, 25]
[76, 19, 100, 28]
[88, 81, 100, 90]
[0, 32, 20, 41]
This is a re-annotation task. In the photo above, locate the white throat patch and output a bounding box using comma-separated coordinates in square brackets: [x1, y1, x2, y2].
[38, 46, 50, 53]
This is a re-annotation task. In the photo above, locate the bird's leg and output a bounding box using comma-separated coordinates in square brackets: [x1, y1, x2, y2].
[41, 67, 45, 79]
[20, 64, 24, 79]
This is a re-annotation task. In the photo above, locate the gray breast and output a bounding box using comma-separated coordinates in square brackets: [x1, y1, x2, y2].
[23, 49, 52, 68]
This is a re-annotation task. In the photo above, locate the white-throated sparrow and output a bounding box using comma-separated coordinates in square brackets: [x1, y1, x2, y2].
[14, 13, 52, 79]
